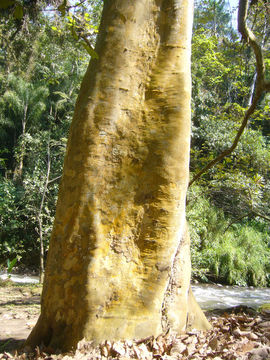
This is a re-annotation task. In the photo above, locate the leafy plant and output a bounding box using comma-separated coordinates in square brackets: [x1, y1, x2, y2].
[7, 257, 17, 275]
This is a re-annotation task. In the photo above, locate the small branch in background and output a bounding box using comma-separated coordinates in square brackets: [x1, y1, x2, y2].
[223, 210, 270, 233]
[48, 175, 62, 184]
[251, 210, 270, 223]
[67, 0, 87, 10]
[223, 213, 251, 233]
[189, 0, 270, 188]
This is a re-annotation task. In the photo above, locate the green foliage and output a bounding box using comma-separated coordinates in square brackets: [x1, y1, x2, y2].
[194, 0, 233, 37]
[0, 74, 49, 171]
[0, 4, 96, 269]
[0, 178, 29, 262]
[190, 1, 270, 290]
[209, 225, 269, 287]
[51, 0, 100, 59]
[187, 187, 270, 287]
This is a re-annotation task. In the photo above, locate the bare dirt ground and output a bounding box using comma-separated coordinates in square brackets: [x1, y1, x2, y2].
[0, 280, 41, 352]
[0, 280, 270, 359]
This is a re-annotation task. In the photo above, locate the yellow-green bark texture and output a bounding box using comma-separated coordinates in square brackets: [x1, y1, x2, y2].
[26, 0, 210, 351]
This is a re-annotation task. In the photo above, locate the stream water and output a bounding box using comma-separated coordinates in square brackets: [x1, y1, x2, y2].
[0, 272, 39, 284]
[192, 283, 270, 310]
[1, 273, 269, 310]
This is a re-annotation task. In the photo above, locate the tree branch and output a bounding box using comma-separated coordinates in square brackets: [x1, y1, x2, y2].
[223, 213, 251, 233]
[189, 92, 260, 187]
[189, 0, 270, 187]
[251, 210, 270, 223]
[238, 0, 265, 86]
[48, 175, 62, 184]
[223, 209, 270, 233]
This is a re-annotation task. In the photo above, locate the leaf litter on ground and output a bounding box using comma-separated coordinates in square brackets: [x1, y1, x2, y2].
[1, 307, 270, 360]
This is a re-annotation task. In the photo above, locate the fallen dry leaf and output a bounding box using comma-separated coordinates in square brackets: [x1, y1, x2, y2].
[1, 307, 270, 360]
[208, 336, 218, 350]
[170, 341, 186, 356]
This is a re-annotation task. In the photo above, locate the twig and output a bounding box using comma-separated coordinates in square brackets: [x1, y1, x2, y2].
[223, 213, 251, 233]
[251, 210, 270, 223]
[48, 175, 62, 184]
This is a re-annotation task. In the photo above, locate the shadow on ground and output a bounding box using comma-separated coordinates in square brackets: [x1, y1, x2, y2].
[0, 338, 25, 353]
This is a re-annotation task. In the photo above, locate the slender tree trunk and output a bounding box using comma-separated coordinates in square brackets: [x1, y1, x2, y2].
[26, 0, 210, 351]
[37, 217, 45, 284]
[37, 141, 51, 284]
[13, 104, 27, 181]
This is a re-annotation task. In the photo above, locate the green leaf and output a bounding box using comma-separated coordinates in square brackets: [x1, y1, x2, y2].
[57, 0, 67, 17]
[0, 0, 14, 9]
[13, 4, 23, 20]
[71, 27, 79, 41]
[7, 257, 17, 274]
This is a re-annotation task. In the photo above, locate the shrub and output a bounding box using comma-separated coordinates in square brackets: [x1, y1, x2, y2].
[187, 186, 270, 286]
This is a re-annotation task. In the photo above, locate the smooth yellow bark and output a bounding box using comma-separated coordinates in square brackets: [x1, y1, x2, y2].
[26, 0, 210, 351]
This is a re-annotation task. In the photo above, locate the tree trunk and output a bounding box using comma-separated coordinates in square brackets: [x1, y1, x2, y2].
[37, 141, 51, 284]
[13, 105, 27, 181]
[26, 0, 210, 351]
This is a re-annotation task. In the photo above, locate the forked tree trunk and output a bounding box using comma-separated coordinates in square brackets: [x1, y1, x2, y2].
[26, 0, 210, 351]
